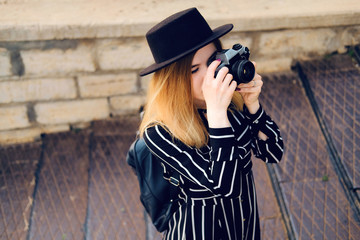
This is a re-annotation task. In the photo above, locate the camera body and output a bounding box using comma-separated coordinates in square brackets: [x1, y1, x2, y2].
[208, 44, 255, 85]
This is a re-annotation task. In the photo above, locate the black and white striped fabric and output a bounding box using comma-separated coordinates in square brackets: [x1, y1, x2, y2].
[143, 105, 283, 240]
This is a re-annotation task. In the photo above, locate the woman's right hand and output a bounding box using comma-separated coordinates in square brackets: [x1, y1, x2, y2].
[202, 60, 237, 128]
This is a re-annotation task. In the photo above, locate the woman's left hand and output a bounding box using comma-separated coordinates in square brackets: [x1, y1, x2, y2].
[237, 62, 268, 140]
[236, 62, 263, 114]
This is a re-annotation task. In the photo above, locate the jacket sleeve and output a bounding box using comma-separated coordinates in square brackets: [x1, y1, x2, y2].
[242, 105, 284, 163]
[143, 124, 246, 197]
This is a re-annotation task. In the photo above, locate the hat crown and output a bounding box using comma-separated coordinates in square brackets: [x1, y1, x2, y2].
[139, 8, 232, 76]
[146, 8, 213, 63]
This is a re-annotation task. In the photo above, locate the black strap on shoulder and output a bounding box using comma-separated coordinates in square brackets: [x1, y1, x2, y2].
[135, 138, 180, 188]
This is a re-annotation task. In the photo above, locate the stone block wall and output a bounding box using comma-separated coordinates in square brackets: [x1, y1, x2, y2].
[0, 25, 359, 144]
[0, 38, 151, 144]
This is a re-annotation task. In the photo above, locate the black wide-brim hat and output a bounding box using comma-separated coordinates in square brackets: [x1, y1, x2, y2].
[140, 8, 233, 76]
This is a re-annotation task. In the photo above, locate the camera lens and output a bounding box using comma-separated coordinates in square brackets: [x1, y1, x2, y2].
[232, 60, 255, 84]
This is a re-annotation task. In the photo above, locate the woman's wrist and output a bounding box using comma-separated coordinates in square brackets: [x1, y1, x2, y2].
[245, 101, 260, 114]
[206, 109, 230, 128]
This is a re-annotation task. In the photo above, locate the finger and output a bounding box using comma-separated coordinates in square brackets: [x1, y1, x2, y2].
[238, 74, 262, 88]
[239, 80, 262, 89]
[229, 79, 238, 91]
[252, 61, 257, 70]
[238, 77, 261, 88]
[218, 75, 237, 103]
[215, 67, 229, 82]
[206, 59, 221, 80]
[223, 73, 233, 85]
[236, 78, 263, 93]
[237, 85, 262, 93]
[223, 78, 237, 99]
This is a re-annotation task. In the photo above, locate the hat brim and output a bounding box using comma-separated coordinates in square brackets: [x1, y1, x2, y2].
[139, 24, 233, 76]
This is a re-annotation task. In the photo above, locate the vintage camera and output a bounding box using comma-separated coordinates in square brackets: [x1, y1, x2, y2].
[207, 44, 255, 84]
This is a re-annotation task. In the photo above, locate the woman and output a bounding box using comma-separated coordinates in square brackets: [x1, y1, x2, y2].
[138, 8, 284, 240]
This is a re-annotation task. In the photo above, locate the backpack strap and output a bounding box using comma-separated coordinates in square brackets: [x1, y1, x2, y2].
[126, 138, 137, 170]
[160, 162, 180, 208]
[134, 138, 180, 189]
[161, 162, 180, 187]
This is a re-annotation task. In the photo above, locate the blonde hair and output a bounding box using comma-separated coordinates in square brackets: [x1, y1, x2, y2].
[139, 44, 244, 148]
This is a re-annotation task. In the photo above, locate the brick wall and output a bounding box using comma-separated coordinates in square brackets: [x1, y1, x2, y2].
[0, 25, 359, 144]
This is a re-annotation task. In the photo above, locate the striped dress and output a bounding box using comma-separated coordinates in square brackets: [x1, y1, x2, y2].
[143, 104, 284, 240]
